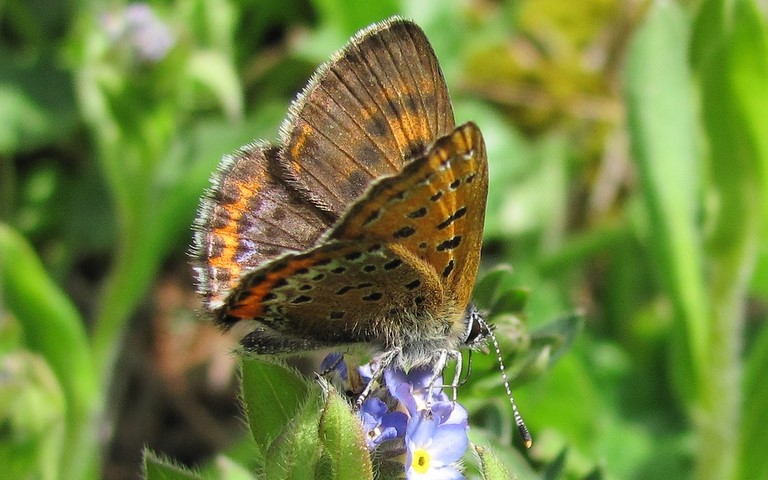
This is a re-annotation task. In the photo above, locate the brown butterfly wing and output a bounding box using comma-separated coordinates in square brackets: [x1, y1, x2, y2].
[278, 17, 455, 216]
[192, 143, 332, 308]
[215, 241, 438, 345]
[329, 122, 488, 314]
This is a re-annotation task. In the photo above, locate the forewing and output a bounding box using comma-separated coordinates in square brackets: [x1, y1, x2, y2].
[278, 17, 455, 216]
[328, 122, 488, 310]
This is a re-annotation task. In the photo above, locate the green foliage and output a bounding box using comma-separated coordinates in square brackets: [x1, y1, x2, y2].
[2, 0, 767, 479]
[318, 389, 374, 479]
[473, 444, 513, 480]
[0, 224, 99, 479]
[240, 358, 313, 460]
[238, 359, 375, 479]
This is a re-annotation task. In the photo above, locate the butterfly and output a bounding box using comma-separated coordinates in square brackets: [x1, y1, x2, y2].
[192, 16, 530, 446]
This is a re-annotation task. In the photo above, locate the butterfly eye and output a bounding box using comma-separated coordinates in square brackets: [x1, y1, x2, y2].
[462, 304, 489, 346]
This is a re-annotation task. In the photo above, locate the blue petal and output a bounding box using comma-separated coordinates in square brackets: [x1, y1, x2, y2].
[360, 397, 388, 419]
[381, 411, 408, 436]
[431, 401, 468, 426]
[385, 367, 409, 397]
[407, 364, 437, 391]
[406, 413, 439, 447]
[395, 383, 419, 415]
[376, 426, 400, 444]
[429, 424, 469, 464]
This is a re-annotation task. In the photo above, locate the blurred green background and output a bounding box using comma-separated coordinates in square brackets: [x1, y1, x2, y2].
[2, 0, 767, 479]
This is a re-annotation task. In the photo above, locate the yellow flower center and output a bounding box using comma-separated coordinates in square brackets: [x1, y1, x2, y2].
[412, 448, 431, 474]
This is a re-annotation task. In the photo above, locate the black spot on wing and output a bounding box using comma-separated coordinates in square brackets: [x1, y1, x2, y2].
[364, 209, 382, 226]
[442, 259, 455, 278]
[407, 207, 428, 218]
[336, 286, 353, 295]
[291, 295, 312, 304]
[362, 292, 383, 301]
[393, 226, 416, 238]
[436, 236, 462, 251]
[344, 251, 362, 261]
[405, 279, 421, 290]
[384, 258, 403, 270]
[436, 207, 467, 230]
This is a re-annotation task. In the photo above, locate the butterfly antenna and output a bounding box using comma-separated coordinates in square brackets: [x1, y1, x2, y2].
[481, 318, 533, 448]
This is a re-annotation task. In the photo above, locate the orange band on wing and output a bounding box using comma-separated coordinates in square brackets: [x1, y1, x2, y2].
[208, 181, 261, 289]
[229, 256, 320, 319]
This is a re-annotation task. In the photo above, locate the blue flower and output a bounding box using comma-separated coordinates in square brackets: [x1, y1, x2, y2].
[359, 397, 408, 450]
[405, 409, 469, 479]
[330, 360, 471, 472]
[386, 365, 449, 416]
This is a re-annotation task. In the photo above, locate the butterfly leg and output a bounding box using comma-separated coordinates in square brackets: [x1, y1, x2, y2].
[426, 349, 462, 406]
[449, 350, 462, 402]
[354, 348, 400, 408]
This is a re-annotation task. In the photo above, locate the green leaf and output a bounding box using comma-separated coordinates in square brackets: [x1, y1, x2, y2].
[726, 0, 768, 236]
[318, 388, 373, 479]
[624, 0, 706, 402]
[203, 456, 256, 480]
[738, 320, 768, 480]
[582, 466, 604, 480]
[474, 265, 530, 314]
[690, 0, 726, 69]
[185, 51, 243, 121]
[0, 223, 99, 479]
[490, 287, 530, 317]
[542, 447, 568, 480]
[530, 314, 583, 366]
[468, 424, 538, 479]
[473, 444, 513, 480]
[264, 394, 325, 480]
[0, 352, 65, 480]
[240, 358, 313, 458]
[692, 1, 768, 479]
[0, 224, 95, 399]
[144, 450, 204, 480]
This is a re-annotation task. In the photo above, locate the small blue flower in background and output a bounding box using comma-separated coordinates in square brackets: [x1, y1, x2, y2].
[405, 408, 469, 480]
[101, 3, 175, 63]
[359, 397, 408, 450]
